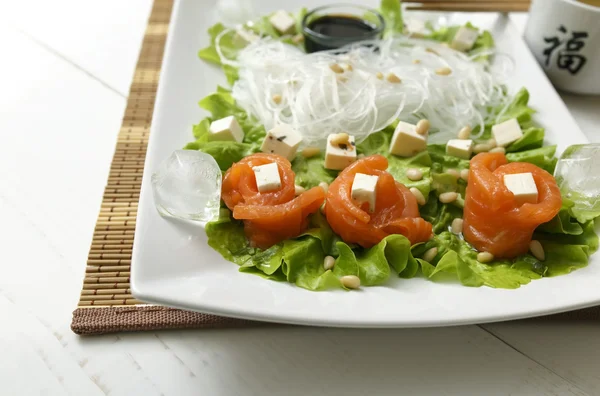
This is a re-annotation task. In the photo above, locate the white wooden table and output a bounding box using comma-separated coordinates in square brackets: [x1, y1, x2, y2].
[1, 2, 600, 395]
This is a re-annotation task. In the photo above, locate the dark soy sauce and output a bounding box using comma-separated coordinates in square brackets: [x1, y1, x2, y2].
[304, 15, 378, 53]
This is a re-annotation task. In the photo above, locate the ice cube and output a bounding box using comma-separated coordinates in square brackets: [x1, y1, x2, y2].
[151, 150, 222, 222]
[554, 144, 600, 215]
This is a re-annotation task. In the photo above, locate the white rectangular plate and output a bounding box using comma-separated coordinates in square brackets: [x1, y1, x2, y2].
[131, 0, 598, 327]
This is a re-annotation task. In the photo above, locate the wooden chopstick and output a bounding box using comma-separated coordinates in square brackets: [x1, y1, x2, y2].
[405, 2, 530, 12]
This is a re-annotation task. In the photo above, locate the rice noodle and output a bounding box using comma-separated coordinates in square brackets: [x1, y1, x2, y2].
[217, 29, 513, 147]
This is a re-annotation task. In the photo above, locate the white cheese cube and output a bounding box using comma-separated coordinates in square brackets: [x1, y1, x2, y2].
[253, 163, 282, 193]
[209, 116, 244, 143]
[451, 26, 479, 52]
[503, 172, 538, 205]
[492, 118, 523, 147]
[389, 121, 427, 157]
[325, 134, 357, 170]
[260, 124, 303, 160]
[351, 173, 378, 213]
[406, 19, 429, 38]
[269, 10, 296, 35]
[446, 139, 473, 159]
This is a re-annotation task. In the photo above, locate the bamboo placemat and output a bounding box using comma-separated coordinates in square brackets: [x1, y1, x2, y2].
[71, 0, 600, 335]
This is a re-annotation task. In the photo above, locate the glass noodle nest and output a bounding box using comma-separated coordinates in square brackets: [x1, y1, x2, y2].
[215, 28, 515, 147]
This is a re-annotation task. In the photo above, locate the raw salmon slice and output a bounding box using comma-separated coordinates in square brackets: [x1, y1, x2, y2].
[221, 153, 325, 249]
[325, 155, 433, 248]
[463, 152, 562, 258]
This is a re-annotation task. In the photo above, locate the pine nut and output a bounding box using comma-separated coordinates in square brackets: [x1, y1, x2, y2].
[487, 138, 497, 148]
[329, 63, 344, 74]
[410, 187, 426, 205]
[416, 119, 430, 135]
[292, 34, 304, 44]
[413, 59, 421, 64]
[460, 169, 469, 182]
[423, 247, 438, 262]
[477, 252, 494, 263]
[387, 73, 402, 83]
[458, 126, 471, 139]
[320, 202, 326, 214]
[330, 132, 350, 146]
[272, 94, 282, 104]
[435, 67, 452, 76]
[337, 75, 348, 83]
[324, 255, 335, 270]
[340, 275, 360, 289]
[319, 181, 329, 193]
[439, 192, 458, 204]
[426, 47, 439, 55]
[474, 143, 492, 154]
[376, 72, 384, 80]
[530, 240, 545, 261]
[358, 153, 365, 159]
[451, 218, 464, 234]
[294, 185, 305, 196]
[447, 168, 460, 179]
[302, 146, 320, 158]
[344, 63, 353, 71]
[489, 147, 506, 154]
[406, 168, 423, 181]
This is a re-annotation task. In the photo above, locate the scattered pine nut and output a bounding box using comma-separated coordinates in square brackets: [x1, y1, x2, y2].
[413, 59, 421, 64]
[329, 63, 344, 74]
[340, 275, 361, 289]
[489, 147, 506, 154]
[344, 63, 353, 71]
[302, 146, 320, 158]
[337, 75, 348, 83]
[387, 73, 402, 83]
[439, 191, 458, 204]
[272, 94, 282, 104]
[423, 247, 438, 262]
[292, 34, 304, 44]
[530, 240, 545, 261]
[416, 119, 430, 135]
[451, 218, 464, 234]
[473, 143, 493, 154]
[410, 187, 426, 205]
[376, 72, 384, 80]
[435, 67, 452, 76]
[358, 153, 365, 159]
[487, 138, 497, 148]
[458, 126, 471, 139]
[460, 169, 470, 182]
[319, 181, 329, 194]
[477, 252, 494, 263]
[406, 168, 423, 181]
[331, 132, 350, 146]
[447, 168, 460, 179]
[426, 47, 439, 55]
[294, 185, 305, 196]
[324, 255, 335, 270]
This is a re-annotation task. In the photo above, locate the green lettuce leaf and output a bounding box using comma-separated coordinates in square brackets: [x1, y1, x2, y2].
[380, 0, 403, 37]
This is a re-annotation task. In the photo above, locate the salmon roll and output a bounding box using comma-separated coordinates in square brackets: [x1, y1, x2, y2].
[463, 152, 562, 258]
[222, 153, 325, 249]
[325, 155, 433, 248]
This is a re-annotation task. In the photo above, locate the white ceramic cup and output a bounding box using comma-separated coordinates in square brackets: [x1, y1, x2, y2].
[524, 0, 600, 95]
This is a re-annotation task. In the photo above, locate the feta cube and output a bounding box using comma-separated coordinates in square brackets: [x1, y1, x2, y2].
[209, 116, 244, 143]
[325, 134, 357, 170]
[260, 124, 303, 160]
[446, 139, 473, 159]
[451, 26, 479, 52]
[389, 121, 427, 157]
[503, 172, 538, 205]
[253, 163, 282, 193]
[351, 173, 379, 212]
[269, 10, 296, 35]
[492, 118, 523, 147]
[406, 19, 429, 38]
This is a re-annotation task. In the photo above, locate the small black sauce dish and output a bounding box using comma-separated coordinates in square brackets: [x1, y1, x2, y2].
[302, 4, 385, 53]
